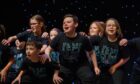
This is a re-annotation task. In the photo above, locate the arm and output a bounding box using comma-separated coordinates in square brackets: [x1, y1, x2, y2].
[40, 46, 53, 63]
[0, 57, 14, 82]
[88, 50, 100, 75]
[109, 57, 130, 75]
[40, 44, 47, 54]
[2, 36, 17, 46]
[11, 70, 24, 84]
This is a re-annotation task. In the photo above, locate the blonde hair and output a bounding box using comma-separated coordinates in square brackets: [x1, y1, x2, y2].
[89, 21, 105, 36]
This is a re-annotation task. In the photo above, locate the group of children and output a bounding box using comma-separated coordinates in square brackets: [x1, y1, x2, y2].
[0, 14, 139, 84]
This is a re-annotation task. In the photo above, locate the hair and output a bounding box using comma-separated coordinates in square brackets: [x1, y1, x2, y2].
[30, 14, 46, 32]
[50, 28, 61, 34]
[89, 21, 105, 36]
[0, 24, 6, 41]
[105, 18, 123, 39]
[26, 41, 42, 50]
[63, 14, 79, 23]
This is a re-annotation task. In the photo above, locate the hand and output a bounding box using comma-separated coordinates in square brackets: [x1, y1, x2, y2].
[119, 39, 128, 46]
[26, 29, 32, 32]
[94, 67, 100, 76]
[39, 54, 51, 63]
[1, 39, 10, 46]
[0, 69, 7, 82]
[109, 66, 116, 75]
[53, 74, 63, 84]
[79, 32, 88, 37]
[11, 76, 21, 84]
[41, 32, 49, 39]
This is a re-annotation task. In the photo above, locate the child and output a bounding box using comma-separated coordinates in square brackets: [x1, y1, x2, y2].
[90, 18, 130, 84]
[2, 14, 48, 54]
[120, 37, 140, 84]
[0, 39, 25, 83]
[45, 14, 100, 84]
[89, 21, 105, 37]
[12, 41, 60, 84]
[49, 28, 61, 63]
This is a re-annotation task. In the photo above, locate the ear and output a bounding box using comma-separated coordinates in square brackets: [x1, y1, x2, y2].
[75, 23, 78, 28]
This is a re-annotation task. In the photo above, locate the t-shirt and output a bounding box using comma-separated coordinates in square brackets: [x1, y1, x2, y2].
[90, 36, 130, 68]
[21, 58, 59, 79]
[0, 44, 10, 70]
[50, 51, 59, 63]
[16, 31, 48, 45]
[9, 47, 25, 73]
[50, 32, 93, 68]
[128, 37, 140, 65]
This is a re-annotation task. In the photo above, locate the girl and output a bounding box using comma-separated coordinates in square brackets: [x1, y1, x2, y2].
[2, 14, 48, 54]
[90, 18, 130, 84]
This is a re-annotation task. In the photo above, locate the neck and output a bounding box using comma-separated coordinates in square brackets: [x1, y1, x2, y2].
[107, 35, 117, 42]
[65, 32, 77, 38]
[34, 30, 42, 36]
[29, 56, 40, 62]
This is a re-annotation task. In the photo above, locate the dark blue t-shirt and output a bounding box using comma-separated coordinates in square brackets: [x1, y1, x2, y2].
[90, 36, 130, 67]
[16, 31, 48, 45]
[50, 32, 93, 68]
[9, 47, 25, 73]
[21, 58, 59, 79]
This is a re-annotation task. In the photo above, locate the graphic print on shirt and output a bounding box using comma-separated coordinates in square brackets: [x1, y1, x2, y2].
[11, 53, 24, 72]
[61, 42, 82, 62]
[95, 45, 119, 66]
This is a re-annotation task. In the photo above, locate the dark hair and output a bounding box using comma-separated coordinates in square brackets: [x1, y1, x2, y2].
[0, 24, 6, 41]
[50, 28, 61, 34]
[63, 14, 79, 23]
[30, 14, 46, 32]
[26, 41, 42, 49]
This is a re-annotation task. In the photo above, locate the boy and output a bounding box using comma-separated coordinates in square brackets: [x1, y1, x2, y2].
[12, 41, 60, 84]
[45, 14, 100, 84]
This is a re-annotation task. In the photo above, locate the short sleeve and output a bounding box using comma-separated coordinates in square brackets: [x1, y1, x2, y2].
[83, 36, 92, 52]
[16, 31, 29, 41]
[119, 45, 130, 59]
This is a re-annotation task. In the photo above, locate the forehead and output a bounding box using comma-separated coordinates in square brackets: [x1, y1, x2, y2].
[26, 45, 36, 48]
[30, 19, 38, 23]
[50, 30, 58, 34]
[63, 17, 74, 22]
[106, 20, 115, 24]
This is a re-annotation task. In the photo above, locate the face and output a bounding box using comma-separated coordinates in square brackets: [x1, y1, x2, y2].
[89, 23, 100, 36]
[106, 20, 117, 36]
[50, 30, 58, 40]
[26, 45, 38, 58]
[30, 19, 42, 33]
[63, 17, 77, 33]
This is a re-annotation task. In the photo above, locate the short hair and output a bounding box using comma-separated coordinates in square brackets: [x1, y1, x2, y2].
[63, 14, 79, 23]
[26, 41, 42, 50]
